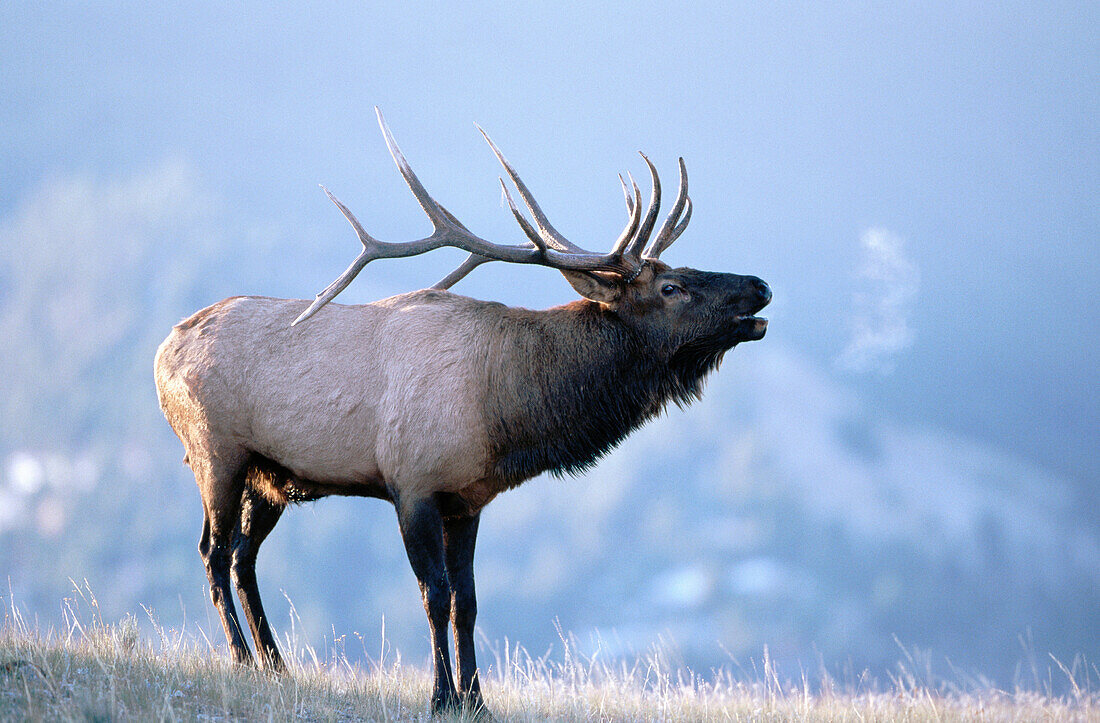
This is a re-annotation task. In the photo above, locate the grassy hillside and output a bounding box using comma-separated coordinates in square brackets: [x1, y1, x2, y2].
[1, 593, 1094, 722]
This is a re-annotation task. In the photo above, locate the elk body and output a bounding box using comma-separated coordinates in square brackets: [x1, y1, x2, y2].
[154, 111, 770, 715]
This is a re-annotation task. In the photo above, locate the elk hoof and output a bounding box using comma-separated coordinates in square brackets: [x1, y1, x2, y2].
[467, 702, 496, 721]
[262, 651, 288, 676]
[429, 690, 461, 717]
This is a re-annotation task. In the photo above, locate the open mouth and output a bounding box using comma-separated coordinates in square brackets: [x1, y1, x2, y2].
[739, 316, 765, 338]
[732, 291, 770, 341]
[735, 315, 768, 340]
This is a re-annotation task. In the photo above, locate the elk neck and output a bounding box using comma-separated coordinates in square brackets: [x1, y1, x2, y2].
[484, 298, 723, 484]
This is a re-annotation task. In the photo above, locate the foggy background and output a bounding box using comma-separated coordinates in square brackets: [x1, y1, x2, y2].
[2, 2, 1096, 687]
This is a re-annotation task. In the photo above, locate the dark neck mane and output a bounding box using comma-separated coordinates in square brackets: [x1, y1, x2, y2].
[485, 300, 726, 484]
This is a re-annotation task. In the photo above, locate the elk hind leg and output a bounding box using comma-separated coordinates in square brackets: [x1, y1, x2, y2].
[195, 450, 253, 666]
[231, 476, 286, 672]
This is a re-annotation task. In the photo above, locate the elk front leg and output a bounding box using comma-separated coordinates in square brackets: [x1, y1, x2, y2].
[396, 496, 460, 714]
[443, 512, 487, 713]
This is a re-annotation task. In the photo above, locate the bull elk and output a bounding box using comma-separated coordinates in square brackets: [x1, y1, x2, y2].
[154, 109, 771, 715]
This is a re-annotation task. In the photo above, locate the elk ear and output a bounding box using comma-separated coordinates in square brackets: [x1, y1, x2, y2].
[560, 270, 623, 304]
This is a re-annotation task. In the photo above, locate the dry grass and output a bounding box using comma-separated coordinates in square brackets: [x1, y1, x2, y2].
[1, 587, 1095, 722]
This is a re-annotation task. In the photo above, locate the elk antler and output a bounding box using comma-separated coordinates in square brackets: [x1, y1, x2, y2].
[294, 110, 693, 325]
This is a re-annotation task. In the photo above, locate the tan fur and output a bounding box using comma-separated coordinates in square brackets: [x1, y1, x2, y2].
[154, 291, 506, 511]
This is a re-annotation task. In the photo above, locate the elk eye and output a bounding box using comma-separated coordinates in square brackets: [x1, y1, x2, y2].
[661, 283, 681, 297]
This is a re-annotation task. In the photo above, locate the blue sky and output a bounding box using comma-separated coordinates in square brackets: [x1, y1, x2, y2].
[2, 2, 1096, 515]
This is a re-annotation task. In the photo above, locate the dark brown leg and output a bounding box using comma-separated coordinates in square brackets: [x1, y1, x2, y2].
[443, 512, 489, 715]
[396, 496, 460, 714]
[231, 484, 286, 672]
[196, 459, 252, 666]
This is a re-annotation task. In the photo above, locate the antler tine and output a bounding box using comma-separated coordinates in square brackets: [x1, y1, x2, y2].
[670, 196, 692, 245]
[475, 125, 582, 253]
[321, 184, 378, 249]
[610, 173, 643, 257]
[618, 174, 635, 216]
[291, 187, 390, 326]
[375, 108, 454, 230]
[432, 252, 494, 290]
[498, 179, 548, 253]
[288, 186, 378, 325]
[624, 153, 661, 260]
[435, 126, 585, 289]
[645, 157, 691, 259]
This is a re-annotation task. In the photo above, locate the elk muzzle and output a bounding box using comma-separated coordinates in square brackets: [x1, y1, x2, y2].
[733, 276, 771, 341]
